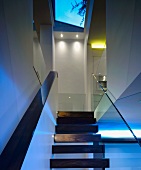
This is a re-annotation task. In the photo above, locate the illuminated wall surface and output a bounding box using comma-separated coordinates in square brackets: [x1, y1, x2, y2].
[55, 0, 85, 28]
[0, 0, 39, 154]
[105, 144, 141, 169]
[55, 39, 85, 94]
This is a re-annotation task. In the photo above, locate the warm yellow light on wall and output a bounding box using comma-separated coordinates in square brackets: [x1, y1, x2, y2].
[91, 43, 106, 49]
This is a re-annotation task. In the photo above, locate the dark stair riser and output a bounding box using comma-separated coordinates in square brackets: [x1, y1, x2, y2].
[57, 117, 96, 124]
[58, 111, 94, 118]
[54, 134, 101, 143]
[50, 159, 109, 168]
[52, 145, 105, 154]
[55, 124, 98, 134]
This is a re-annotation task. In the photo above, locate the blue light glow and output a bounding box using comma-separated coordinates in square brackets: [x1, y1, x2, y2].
[98, 130, 141, 138]
[55, 0, 85, 28]
[34, 131, 54, 135]
[44, 102, 56, 125]
[0, 67, 19, 153]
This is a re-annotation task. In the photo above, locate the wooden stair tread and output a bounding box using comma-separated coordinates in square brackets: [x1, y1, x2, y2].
[58, 111, 94, 118]
[56, 124, 98, 134]
[54, 134, 101, 143]
[51, 111, 109, 169]
[57, 117, 96, 124]
[50, 158, 109, 168]
[52, 145, 105, 153]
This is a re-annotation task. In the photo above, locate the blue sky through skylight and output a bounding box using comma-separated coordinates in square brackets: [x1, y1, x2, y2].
[55, 0, 85, 28]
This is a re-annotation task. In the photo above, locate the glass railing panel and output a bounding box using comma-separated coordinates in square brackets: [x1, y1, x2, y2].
[115, 92, 141, 143]
[95, 93, 133, 138]
[93, 77, 141, 146]
[58, 93, 86, 111]
[92, 93, 103, 111]
[94, 49, 106, 77]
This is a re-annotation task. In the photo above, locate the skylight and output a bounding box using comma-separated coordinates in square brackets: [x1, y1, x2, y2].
[55, 0, 86, 28]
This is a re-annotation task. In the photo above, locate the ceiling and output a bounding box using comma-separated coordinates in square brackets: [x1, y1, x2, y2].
[33, 0, 52, 38]
[33, 0, 106, 47]
[88, 0, 106, 45]
[87, 0, 106, 57]
[54, 32, 84, 40]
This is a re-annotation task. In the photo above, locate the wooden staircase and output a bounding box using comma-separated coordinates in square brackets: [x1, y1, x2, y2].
[50, 111, 109, 169]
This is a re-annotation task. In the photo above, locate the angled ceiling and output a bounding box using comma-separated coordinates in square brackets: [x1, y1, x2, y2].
[33, 0, 52, 38]
[54, 32, 84, 40]
[88, 0, 106, 56]
[88, 0, 106, 45]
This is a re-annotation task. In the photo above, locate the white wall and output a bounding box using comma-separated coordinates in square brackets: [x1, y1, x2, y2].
[0, 0, 40, 153]
[84, 35, 88, 111]
[58, 93, 86, 111]
[52, 33, 56, 71]
[55, 39, 85, 94]
[33, 31, 47, 83]
[40, 25, 53, 76]
[107, 0, 141, 99]
[87, 46, 106, 111]
[55, 38, 86, 111]
[105, 143, 141, 169]
[95, 50, 107, 76]
[87, 46, 95, 111]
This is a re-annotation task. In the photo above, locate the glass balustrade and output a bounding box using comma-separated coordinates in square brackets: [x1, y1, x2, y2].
[93, 75, 141, 145]
[58, 93, 86, 111]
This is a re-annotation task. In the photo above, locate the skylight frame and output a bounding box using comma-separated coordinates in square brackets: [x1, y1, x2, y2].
[54, 0, 86, 28]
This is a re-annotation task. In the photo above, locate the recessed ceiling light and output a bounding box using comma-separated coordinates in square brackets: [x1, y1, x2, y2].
[60, 33, 63, 38]
[69, 96, 71, 99]
[76, 34, 78, 38]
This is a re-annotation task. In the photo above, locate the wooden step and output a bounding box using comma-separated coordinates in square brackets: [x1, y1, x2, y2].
[55, 124, 98, 134]
[57, 117, 96, 124]
[52, 145, 105, 154]
[50, 158, 109, 168]
[58, 111, 94, 118]
[54, 134, 101, 143]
